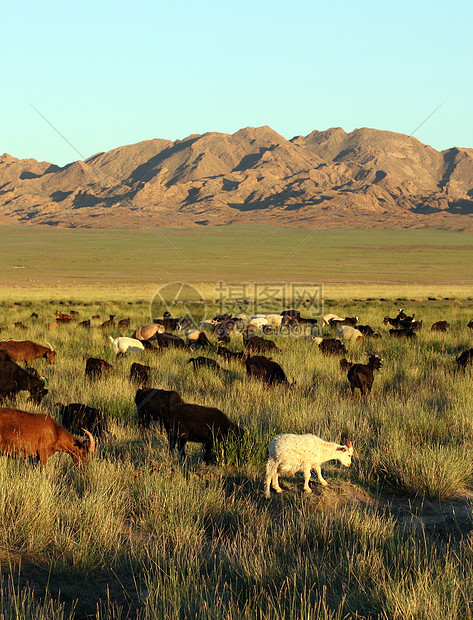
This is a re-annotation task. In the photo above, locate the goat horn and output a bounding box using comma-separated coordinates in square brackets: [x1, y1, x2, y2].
[345, 439, 351, 447]
[82, 428, 96, 454]
[43, 340, 55, 351]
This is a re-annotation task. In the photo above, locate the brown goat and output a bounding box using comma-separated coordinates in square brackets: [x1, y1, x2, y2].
[0, 408, 95, 465]
[0, 340, 56, 364]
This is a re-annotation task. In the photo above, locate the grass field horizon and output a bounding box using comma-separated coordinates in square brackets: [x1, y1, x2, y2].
[2, 226, 473, 297]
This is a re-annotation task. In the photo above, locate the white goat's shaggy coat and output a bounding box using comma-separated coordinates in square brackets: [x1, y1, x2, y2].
[248, 315, 269, 330]
[109, 336, 145, 355]
[336, 325, 364, 342]
[323, 314, 345, 326]
[265, 434, 353, 498]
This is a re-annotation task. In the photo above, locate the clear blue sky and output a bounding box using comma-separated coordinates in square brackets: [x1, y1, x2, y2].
[3, 0, 472, 166]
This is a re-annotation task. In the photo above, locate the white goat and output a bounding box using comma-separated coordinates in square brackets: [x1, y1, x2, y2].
[323, 314, 345, 326]
[264, 434, 353, 498]
[248, 315, 269, 330]
[109, 336, 145, 355]
[336, 325, 364, 342]
[265, 314, 284, 327]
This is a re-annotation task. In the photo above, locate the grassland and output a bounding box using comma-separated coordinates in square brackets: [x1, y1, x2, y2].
[1, 292, 473, 618]
[2, 226, 473, 293]
[1, 225, 473, 617]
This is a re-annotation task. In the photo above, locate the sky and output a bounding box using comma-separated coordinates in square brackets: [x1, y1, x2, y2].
[3, 0, 473, 166]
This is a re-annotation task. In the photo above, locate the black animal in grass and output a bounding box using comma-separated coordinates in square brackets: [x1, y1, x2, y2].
[347, 353, 383, 397]
[155, 333, 187, 349]
[245, 355, 293, 386]
[0, 357, 48, 404]
[85, 357, 113, 379]
[217, 346, 247, 364]
[56, 402, 108, 438]
[243, 334, 279, 354]
[455, 348, 473, 370]
[318, 338, 347, 355]
[167, 403, 247, 463]
[130, 362, 151, 385]
[135, 388, 183, 430]
[187, 357, 225, 372]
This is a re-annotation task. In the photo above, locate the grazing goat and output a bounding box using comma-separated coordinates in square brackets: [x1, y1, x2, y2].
[85, 357, 113, 379]
[0, 408, 95, 465]
[388, 328, 416, 339]
[78, 319, 91, 328]
[265, 435, 353, 497]
[0, 359, 48, 404]
[109, 336, 145, 355]
[55, 311, 74, 321]
[318, 338, 347, 355]
[431, 321, 449, 332]
[217, 346, 247, 364]
[248, 315, 269, 330]
[155, 333, 187, 349]
[132, 323, 165, 341]
[357, 325, 381, 338]
[455, 348, 473, 370]
[0, 340, 56, 364]
[153, 317, 181, 331]
[329, 316, 358, 328]
[135, 387, 183, 429]
[244, 334, 279, 353]
[139, 340, 161, 353]
[246, 355, 292, 386]
[167, 403, 246, 463]
[323, 314, 344, 326]
[336, 325, 364, 342]
[100, 315, 116, 330]
[339, 358, 355, 372]
[130, 362, 151, 385]
[187, 357, 223, 371]
[56, 402, 108, 438]
[186, 330, 212, 347]
[347, 353, 382, 396]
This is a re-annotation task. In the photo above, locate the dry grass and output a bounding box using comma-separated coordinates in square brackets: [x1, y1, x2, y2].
[0, 293, 473, 617]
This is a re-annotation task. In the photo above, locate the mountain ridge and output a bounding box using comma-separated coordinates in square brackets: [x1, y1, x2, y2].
[1, 125, 473, 230]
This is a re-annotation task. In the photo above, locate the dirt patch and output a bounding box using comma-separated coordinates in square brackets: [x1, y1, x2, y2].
[308, 480, 377, 511]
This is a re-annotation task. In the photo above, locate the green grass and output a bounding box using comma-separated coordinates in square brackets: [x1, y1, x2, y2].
[1, 295, 473, 616]
[2, 226, 473, 289]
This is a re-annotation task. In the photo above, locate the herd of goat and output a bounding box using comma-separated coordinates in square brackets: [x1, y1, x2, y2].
[0, 305, 472, 496]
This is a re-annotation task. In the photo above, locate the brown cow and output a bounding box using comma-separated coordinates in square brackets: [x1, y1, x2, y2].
[0, 340, 56, 364]
[0, 408, 95, 465]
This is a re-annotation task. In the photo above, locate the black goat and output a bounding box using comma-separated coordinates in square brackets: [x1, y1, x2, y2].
[347, 353, 383, 397]
[245, 355, 292, 386]
[130, 362, 151, 385]
[318, 338, 347, 355]
[187, 357, 224, 371]
[56, 402, 108, 437]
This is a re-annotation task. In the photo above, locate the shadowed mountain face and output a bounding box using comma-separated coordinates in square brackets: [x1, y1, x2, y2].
[1, 126, 473, 229]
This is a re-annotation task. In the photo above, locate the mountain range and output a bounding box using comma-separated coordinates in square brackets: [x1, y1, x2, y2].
[1, 125, 473, 229]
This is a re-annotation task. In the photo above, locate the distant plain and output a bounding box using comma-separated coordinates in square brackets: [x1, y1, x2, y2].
[2, 226, 473, 301]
